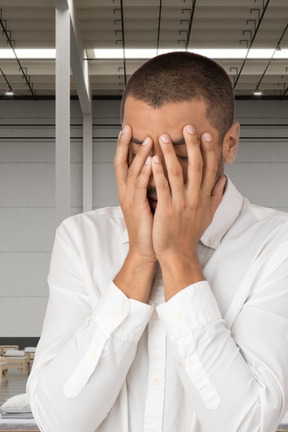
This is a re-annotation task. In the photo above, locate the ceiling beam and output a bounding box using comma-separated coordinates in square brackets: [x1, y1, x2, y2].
[233, 0, 271, 88]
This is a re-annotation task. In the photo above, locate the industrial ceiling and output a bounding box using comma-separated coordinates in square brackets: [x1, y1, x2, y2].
[0, 0, 288, 98]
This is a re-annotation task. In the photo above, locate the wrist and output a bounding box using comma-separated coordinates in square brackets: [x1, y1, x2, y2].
[158, 252, 204, 301]
[114, 253, 157, 303]
[125, 251, 157, 270]
[157, 249, 199, 269]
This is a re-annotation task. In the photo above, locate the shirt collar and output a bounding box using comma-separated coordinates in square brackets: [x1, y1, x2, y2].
[119, 177, 243, 249]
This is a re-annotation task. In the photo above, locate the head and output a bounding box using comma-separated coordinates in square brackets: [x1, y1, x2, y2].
[122, 51, 236, 144]
[121, 51, 240, 207]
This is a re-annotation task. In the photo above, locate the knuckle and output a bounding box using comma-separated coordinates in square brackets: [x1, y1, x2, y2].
[191, 157, 203, 171]
[116, 136, 121, 145]
[177, 199, 187, 212]
[128, 165, 136, 177]
[158, 179, 169, 191]
[164, 144, 173, 153]
[113, 157, 120, 169]
[208, 161, 219, 174]
[190, 195, 200, 209]
[170, 165, 183, 178]
[135, 178, 144, 190]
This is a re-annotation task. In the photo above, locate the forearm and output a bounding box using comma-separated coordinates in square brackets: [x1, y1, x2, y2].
[28, 331, 137, 432]
[27, 282, 153, 432]
[114, 252, 157, 303]
[157, 282, 284, 432]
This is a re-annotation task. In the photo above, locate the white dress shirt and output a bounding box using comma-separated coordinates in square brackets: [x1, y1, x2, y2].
[27, 178, 288, 432]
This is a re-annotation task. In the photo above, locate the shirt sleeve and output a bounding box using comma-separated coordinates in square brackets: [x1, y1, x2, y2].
[157, 247, 288, 432]
[27, 218, 154, 432]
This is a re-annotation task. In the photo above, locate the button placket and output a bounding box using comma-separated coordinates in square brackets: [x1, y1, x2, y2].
[143, 316, 166, 431]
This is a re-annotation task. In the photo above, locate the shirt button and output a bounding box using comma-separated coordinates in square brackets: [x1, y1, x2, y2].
[153, 377, 161, 385]
[187, 356, 194, 366]
[111, 309, 120, 318]
[90, 352, 98, 360]
[172, 313, 181, 322]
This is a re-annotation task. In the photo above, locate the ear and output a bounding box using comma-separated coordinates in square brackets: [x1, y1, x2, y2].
[223, 121, 240, 165]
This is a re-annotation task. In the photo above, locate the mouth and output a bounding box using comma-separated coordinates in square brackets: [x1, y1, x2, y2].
[148, 196, 158, 213]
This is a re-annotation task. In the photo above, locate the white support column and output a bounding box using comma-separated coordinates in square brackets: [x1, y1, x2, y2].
[55, 0, 92, 220]
[68, 0, 92, 116]
[83, 115, 93, 212]
[55, 4, 70, 227]
[68, 0, 93, 213]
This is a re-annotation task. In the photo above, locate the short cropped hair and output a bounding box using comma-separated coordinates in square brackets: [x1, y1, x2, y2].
[121, 51, 235, 143]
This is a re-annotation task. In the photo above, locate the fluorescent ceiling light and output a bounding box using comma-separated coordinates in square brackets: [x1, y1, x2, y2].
[248, 49, 275, 59]
[94, 48, 249, 59]
[94, 48, 288, 60]
[94, 49, 159, 59]
[16, 49, 56, 59]
[0, 49, 14, 59]
[0, 49, 56, 59]
[248, 49, 288, 59]
[0, 48, 287, 60]
[187, 49, 248, 59]
[274, 49, 288, 59]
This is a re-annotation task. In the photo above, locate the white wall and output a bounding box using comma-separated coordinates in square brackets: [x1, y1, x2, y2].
[228, 99, 288, 213]
[0, 98, 287, 337]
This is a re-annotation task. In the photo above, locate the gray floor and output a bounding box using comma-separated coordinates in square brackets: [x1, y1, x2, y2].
[0, 368, 28, 407]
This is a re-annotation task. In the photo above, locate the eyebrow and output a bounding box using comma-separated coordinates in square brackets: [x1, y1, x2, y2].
[131, 136, 186, 146]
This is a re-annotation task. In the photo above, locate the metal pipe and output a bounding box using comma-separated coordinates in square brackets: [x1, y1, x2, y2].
[0, 67, 13, 93]
[119, 0, 127, 85]
[234, 0, 271, 88]
[186, 0, 197, 50]
[156, 0, 163, 53]
[254, 24, 288, 94]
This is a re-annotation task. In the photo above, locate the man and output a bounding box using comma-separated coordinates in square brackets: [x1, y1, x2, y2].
[27, 52, 288, 432]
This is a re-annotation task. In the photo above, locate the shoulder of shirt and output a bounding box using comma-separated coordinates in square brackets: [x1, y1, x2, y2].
[56, 206, 125, 234]
[242, 197, 288, 234]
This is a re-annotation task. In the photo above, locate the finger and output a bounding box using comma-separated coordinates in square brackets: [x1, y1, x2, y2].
[126, 137, 153, 190]
[200, 132, 221, 196]
[134, 156, 153, 201]
[184, 125, 203, 197]
[152, 155, 171, 208]
[159, 134, 184, 202]
[114, 125, 133, 198]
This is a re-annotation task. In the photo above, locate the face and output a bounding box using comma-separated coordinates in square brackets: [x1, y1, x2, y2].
[123, 96, 225, 212]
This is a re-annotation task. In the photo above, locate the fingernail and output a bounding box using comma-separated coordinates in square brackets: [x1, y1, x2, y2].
[160, 134, 170, 143]
[145, 156, 151, 165]
[122, 125, 128, 134]
[185, 125, 195, 135]
[118, 130, 122, 139]
[153, 155, 160, 164]
[203, 133, 212, 142]
[142, 137, 150, 146]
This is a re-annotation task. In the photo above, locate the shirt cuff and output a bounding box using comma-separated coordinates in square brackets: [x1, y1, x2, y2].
[63, 283, 153, 399]
[156, 281, 222, 341]
[156, 281, 222, 410]
[92, 281, 154, 342]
